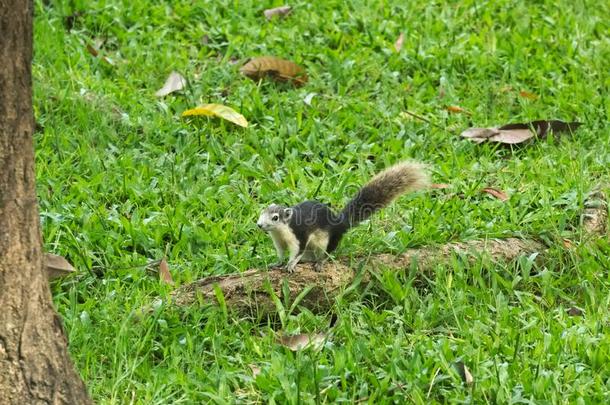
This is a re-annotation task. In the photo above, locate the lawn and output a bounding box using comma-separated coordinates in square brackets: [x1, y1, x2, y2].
[34, 0, 609, 403]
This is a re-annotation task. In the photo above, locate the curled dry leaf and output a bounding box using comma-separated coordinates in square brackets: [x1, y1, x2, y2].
[159, 258, 174, 285]
[85, 43, 114, 66]
[155, 71, 186, 97]
[454, 361, 474, 385]
[277, 332, 326, 351]
[519, 90, 538, 100]
[481, 187, 509, 201]
[86, 44, 99, 57]
[240, 56, 307, 86]
[44, 253, 76, 279]
[461, 120, 582, 145]
[264, 5, 292, 20]
[394, 32, 404, 52]
[182, 104, 248, 128]
[446, 105, 471, 115]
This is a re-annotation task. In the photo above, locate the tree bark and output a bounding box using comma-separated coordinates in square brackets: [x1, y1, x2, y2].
[0, 1, 91, 403]
[171, 238, 548, 316]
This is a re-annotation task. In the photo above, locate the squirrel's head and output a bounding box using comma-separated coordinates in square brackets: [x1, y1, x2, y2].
[257, 204, 293, 231]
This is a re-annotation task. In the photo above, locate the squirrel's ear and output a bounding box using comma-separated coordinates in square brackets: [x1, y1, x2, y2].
[283, 208, 293, 220]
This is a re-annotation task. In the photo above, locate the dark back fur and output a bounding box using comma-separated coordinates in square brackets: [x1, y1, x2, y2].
[289, 201, 346, 251]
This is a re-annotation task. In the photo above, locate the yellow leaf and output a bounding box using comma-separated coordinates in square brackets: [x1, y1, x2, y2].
[181, 104, 248, 128]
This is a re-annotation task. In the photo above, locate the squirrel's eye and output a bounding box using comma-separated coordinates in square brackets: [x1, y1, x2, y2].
[272, 214, 279, 221]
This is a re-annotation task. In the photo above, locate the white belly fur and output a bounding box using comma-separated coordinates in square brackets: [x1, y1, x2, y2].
[269, 224, 299, 257]
[301, 229, 330, 262]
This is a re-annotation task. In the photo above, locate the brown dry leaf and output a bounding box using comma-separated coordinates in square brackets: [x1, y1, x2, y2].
[86, 44, 99, 57]
[489, 128, 535, 144]
[567, 307, 584, 317]
[481, 187, 509, 201]
[182, 104, 248, 128]
[159, 258, 174, 285]
[240, 56, 307, 86]
[519, 90, 538, 100]
[394, 32, 404, 52]
[446, 105, 471, 115]
[44, 253, 76, 279]
[562, 238, 574, 248]
[454, 362, 474, 385]
[85, 43, 114, 66]
[277, 332, 326, 351]
[155, 71, 187, 97]
[264, 5, 292, 20]
[431, 183, 451, 189]
[461, 120, 582, 145]
[461, 127, 500, 142]
[249, 364, 262, 377]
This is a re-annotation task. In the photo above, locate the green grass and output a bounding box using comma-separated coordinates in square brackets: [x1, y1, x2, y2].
[34, 0, 609, 403]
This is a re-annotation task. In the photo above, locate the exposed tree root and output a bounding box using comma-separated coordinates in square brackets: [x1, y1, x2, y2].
[170, 238, 548, 315]
[167, 188, 608, 316]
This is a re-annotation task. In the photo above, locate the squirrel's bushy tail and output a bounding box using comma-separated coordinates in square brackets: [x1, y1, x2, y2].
[338, 161, 429, 230]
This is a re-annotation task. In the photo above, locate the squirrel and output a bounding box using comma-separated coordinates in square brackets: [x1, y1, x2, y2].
[256, 161, 430, 272]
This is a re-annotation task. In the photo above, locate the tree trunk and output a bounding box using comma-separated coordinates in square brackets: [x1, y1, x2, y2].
[0, 1, 91, 403]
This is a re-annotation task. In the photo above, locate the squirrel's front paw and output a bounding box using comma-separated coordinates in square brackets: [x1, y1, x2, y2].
[284, 263, 297, 273]
[313, 261, 325, 272]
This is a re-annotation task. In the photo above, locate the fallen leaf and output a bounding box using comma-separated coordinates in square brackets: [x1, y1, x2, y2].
[461, 120, 581, 145]
[500, 120, 582, 138]
[86, 44, 99, 57]
[481, 187, 509, 201]
[454, 362, 474, 385]
[159, 258, 174, 285]
[277, 332, 326, 351]
[240, 56, 307, 86]
[431, 183, 451, 189]
[461, 127, 499, 139]
[446, 105, 471, 115]
[44, 253, 76, 279]
[519, 90, 538, 100]
[155, 71, 187, 97]
[85, 43, 114, 66]
[562, 238, 574, 248]
[394, 32, 404, 52]
[264, 5, 292, 20]
[248, 364, 262, 377]
[567, 307, 584, 317]
[489, 128, 535, 144]
[182, 104, 248, 128]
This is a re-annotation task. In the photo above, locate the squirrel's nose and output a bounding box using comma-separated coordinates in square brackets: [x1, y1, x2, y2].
[257, 223, 263, 229]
